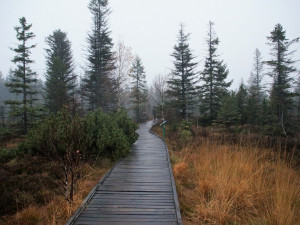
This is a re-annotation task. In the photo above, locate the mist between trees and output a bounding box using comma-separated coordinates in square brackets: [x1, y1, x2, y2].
[0, 0, 299, 138]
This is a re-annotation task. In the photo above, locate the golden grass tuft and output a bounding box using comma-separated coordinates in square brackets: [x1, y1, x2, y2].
[4, 138, 24, 149]
[172, 141, 300, 225]
[15, 206, 44, 225]
[174, 162, 189, 181]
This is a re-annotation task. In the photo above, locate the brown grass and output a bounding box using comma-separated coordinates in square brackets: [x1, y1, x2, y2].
[0, 163, 109, 225]
[4, 138, 24, 149]
[171, 141, 300, 225]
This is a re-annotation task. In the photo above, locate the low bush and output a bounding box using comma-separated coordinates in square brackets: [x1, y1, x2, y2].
[83, 109, 138, 160]
[0, 147, 23, 162]
[20, 108, 137, 161]
[112, 109, 138, 145]
[0, 108, 137, 222]
[20, 110, 87, 157]
[15, 109, 137, 203]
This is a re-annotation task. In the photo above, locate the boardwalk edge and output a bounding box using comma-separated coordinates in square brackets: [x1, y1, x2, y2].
[65, 159, 122, 225]
[149, 122, 183, 225]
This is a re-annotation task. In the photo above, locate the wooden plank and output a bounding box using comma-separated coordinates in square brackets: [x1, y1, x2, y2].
[91, 197, 174, 201]
[75, 221, 176, 225]
[86, 204, 175, 209]
[76, 218, 177, 222]
[81, 209, 176, 214]
[93, 191, 174, 195]
[77, 214, 176, 219]
[91, 202, 174, 205]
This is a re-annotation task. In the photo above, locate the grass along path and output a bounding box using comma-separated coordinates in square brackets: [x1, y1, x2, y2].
[153, 125, 300, 225]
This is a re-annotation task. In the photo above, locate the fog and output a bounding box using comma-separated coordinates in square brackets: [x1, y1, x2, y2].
[0, 0, 299, 89]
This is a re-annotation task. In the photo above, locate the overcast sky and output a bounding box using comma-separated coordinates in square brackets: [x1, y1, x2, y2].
[0, 0, 300, 90]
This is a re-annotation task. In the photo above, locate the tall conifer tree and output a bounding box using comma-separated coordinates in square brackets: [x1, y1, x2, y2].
[83, 0, 116, 112]
[266, 24, 299, 135]
[215, 92, 240, 128]
[236, 82, 248, 125]
[167, 25, 198, 121]
[294, 75, 300, 127]
[0, 72, 4, 126]
[199, 21, 232, 125]
[249, 49, 265, 102]
[248, 49, 265, 125]
[5, 17, 38, 134]
[44, 29, 76, 113]
[129, 56, 148, 122]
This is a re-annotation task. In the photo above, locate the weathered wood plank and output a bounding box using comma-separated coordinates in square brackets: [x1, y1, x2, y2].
[75, 221, 176, 225]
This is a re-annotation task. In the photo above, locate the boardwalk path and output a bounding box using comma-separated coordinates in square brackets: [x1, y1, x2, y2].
[67, 122, 182, 225]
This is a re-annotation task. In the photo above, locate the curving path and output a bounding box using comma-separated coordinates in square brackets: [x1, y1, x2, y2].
[67, 121, 182, 225]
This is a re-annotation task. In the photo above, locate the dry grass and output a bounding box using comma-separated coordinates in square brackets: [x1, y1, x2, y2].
[3, 138, 24, 149]
[1, 163, 109, 225]
[171, 141, 300, 225]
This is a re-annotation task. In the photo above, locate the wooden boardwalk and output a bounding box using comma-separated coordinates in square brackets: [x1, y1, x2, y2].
[67, 122, 182, 225]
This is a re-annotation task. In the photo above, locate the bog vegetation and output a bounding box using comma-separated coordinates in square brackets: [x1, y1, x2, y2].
[153, 123, 300, 225]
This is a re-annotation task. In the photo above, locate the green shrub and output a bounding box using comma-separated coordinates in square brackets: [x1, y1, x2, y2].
[0, 147, 23, 162]
[0, 126, 10, 138]
[179, 120, 192, 132]
[20, 108, 138, 161]
[112, 109, 138, 144]
[169, 121, 179, 132]
[178, 120, 192, 149]
[179, 130, 192, 148]
[0, 109, 137, 213]
[20, 110, 87, 158]
[17, 109, 137, 203]
[84, 109, 137, 160]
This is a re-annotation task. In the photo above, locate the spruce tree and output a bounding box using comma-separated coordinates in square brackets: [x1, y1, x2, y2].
[215, 93, 240, 128]
[0, 72, 4, 126]
[249, 49, 265, 102]
[236, 82, 248, 125]
[167, 25, 198, 121]
[5, 17, 38, 134]
[248, 49, 265, 125]
[0, 105, 4, 127]
[44, 29, 77, 113]
[0, 71, 3, 105]
[294, 75, 300, 129]
[261, 98, 274, 134]
[199, 21, 232, 125]
[266, 24, 299, 136]
[83, 0, 116, 112]
[129, 56, 148, 122]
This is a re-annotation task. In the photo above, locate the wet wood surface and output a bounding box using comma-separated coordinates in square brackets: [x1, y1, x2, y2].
[68, 122, 182, 225]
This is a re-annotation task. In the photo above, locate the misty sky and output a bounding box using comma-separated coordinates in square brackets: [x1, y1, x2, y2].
[0, 0, 299, 90]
